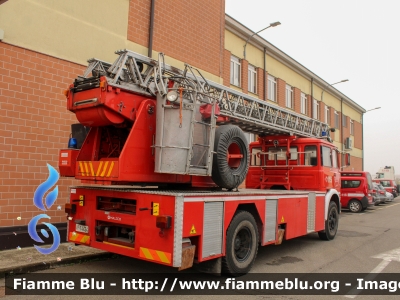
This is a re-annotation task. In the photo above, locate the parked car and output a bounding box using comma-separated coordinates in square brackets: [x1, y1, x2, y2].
[375, 182, 389, 204]
[340, 171, 374, 212]
[372, 182, 384, 205]
[372, 179, 398, 198]
[385, 191, 394, 202]
[372, 182, 386, 205]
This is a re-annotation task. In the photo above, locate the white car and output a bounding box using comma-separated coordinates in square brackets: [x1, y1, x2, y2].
[385, 191, 394, 202]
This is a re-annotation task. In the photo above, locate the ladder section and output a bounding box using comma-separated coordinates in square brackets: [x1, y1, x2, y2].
[78, 49, 329, 138]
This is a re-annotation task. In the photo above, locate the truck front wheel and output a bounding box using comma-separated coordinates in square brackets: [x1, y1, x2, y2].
[318, 201, 339, 241]
[222, 211, 259, 276]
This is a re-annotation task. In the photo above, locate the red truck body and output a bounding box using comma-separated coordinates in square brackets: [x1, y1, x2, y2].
[59, 50, 341, 274]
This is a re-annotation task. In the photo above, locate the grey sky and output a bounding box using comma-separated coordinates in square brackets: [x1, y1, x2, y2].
[225, 0, 399, 176]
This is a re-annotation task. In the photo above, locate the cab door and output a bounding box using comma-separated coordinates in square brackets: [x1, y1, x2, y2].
[331, 149, 340, 190]
[320, 145, 337, 190]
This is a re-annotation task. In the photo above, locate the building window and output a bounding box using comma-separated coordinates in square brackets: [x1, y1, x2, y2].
[313, 99, 319, 120]
[248, 65, 257, 94]
[350, 119, 354, 135]
[342, 114, 347, 128]
[301, 93, 307, 115]
[285, 84, 293, 108]
[230, 56, 241, 87]
[267, 75, 276, 101]
[325, 106, 330, 125]
[334, 111, 339, 129]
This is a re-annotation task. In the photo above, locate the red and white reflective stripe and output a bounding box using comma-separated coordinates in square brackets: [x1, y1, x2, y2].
[346, 193, 365, 197]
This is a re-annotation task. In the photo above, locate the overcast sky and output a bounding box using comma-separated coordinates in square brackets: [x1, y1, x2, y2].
[226, 0, 399, 176]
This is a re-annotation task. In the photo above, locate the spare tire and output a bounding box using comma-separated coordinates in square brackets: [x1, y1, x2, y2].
[211, 125, 250, 189]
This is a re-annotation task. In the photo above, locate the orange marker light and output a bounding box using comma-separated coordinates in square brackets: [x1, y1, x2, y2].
[156, 215, 172, 229]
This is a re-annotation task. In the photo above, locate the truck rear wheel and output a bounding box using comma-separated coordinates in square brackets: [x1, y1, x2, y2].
[222, 210, 259, 276]
[318, 201, 338, 241]
[211, 125, 249, 190]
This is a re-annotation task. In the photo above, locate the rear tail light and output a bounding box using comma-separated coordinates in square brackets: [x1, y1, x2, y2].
[156, 215, 172, 229]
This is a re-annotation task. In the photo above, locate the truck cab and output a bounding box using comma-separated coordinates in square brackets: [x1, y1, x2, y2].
[246, 135, 341, 193]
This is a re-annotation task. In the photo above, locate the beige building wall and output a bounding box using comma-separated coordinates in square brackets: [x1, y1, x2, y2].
[224, 27, 363, 162]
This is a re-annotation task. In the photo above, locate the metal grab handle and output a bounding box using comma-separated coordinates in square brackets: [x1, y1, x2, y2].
[155, 52, 167, 95]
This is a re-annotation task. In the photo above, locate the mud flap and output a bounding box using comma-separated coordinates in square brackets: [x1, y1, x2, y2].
[178, 245, 196, 271]
[275, 228, 285, 245]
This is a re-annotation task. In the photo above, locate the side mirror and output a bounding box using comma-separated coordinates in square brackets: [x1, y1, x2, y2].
[344, 153, 351, 167]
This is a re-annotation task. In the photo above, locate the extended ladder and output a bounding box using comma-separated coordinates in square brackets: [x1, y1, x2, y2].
[80, 49, 330, 139]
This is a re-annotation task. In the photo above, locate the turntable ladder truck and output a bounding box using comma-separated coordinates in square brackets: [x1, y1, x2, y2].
[59, 50, 343, 275]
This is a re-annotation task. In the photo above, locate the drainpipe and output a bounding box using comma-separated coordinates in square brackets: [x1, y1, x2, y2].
[362, 113, 364, 170]
[341, 97, 344, 168]
[264, 47, 267, 100]
[148, 0, 156, 58]
[311, 78, 314, 117]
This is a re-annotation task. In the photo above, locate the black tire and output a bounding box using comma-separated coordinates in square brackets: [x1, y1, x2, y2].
[211, 125, 249, 190]
[222, 210, 259, 276]
[348, 200, 362, 213]
[318, 201, 339, 241]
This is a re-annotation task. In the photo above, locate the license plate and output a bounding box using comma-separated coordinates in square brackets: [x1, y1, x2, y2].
[76, 224, 89, 234]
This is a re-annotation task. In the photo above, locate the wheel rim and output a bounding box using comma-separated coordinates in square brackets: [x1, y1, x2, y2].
[328, 208, 337, 234]
[227, 142, 243, 169]
[349, 201, 360, 212]
[234, 227, 252, 262]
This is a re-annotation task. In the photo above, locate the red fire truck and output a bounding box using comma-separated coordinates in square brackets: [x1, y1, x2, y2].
[59, 50, 345, 275]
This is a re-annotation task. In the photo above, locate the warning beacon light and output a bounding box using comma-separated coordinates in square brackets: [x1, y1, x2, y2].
[68, 134, 77, 149]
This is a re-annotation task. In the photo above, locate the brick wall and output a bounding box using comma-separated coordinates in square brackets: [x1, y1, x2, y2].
[276, 78, 286, 108]
[256, 68, 264, 100]
[329, 107, 336, 140]
[320, 102, 325, 123]
[342, 115, 350, 145]
[342, 156, 362, 172]
[354, 120, 362, 149]
[293, 87, 300, 114]
[0, 43, 82, 227]
[306, 95, 311, 117]
[241, 59, 248, 94]
[223, 49, 231, 87]
[128, 0, 225, 77]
